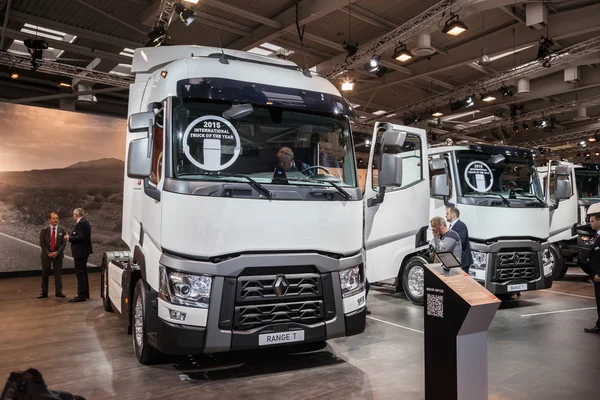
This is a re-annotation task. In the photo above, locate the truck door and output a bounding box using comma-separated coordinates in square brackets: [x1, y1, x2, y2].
[547, 162, 577, 240]
[363, 123, 430, 283]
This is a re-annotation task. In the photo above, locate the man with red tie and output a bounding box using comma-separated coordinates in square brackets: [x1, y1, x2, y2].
[38, 212, 67, 299]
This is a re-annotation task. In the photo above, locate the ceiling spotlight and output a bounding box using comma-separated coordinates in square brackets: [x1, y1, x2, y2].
[9, 67, 18, 80]
[182, 0, 199, 3]
[513, 126, 519, 133]
[537, 36, 555, 68]
[174, 4, 196, 26]
[450, 98, 464, 111]
[465, 94, 475, 108]
[442, 14, 468, 36]
[523, 123, 529, 131]
[403, 113, 421, 126]
[588, 136, 597, 142]
[24, 38, 48, 71]
[344, 42, 358, 58]
[596, 151, 600, 156]
[375, 65, 389, 78]
[369, 55, 381, 69]
[481, 92, 496, 102]
[58, 82, 71, 88]
[341, 78, 355, 91]
[538, 118, 548, 129]
[500, 84, 513, 97]
[432, 110, 444, 117]
[146, 25, 169, 47]
[393, 43, 413, 62]
[586, 152, 591, 158]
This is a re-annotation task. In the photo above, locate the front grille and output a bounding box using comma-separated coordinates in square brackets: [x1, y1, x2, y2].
[237, 273, 322, 302]
[493, 250, 538, 283]
[230, 272, 327, 331]
[498, 251, 534, 266]
[234, 300, 324, 330]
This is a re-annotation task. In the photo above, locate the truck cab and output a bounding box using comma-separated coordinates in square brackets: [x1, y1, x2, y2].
[539, 161, 600, 278]
[103, 46, 368, 364]
[427, 144, 569, 298]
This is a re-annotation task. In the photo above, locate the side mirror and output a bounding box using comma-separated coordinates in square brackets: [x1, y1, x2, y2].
[127, 138, 152, 179]
[431, 174, 450, 197]
[377, 129, 407, 188]
[378, 153, 403, 187]
[555, 165, 570, 176]
[129, 111, 154, 133]
[381, 130, 406, 148]
[555, 178, 571, 201]
[429, 159, 447, 171]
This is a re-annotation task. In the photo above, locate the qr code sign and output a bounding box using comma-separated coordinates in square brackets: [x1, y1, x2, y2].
[427, 294, 443, 318]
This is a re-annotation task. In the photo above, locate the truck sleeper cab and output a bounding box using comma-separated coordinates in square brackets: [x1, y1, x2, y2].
[102, 46, 366, 364]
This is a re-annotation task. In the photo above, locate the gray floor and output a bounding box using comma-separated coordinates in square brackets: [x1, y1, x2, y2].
[1, 272, 598, 399]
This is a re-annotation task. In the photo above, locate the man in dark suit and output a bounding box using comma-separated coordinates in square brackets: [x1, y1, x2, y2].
[446, 206, 473, 273]
[584, 208, 600, 333]
[65, 208, 93, 303]
[38, 212, 67, 299]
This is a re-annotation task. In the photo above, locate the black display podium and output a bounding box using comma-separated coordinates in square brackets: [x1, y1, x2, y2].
[424, 264, 501, 400]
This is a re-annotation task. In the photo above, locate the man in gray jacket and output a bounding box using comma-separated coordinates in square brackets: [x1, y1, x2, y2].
[429, 216, 462, 263]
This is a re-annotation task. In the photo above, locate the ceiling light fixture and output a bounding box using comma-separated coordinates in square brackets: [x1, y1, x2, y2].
[432, 110, 444, 117]
[174, 4, 196, 26]
[450, 97, 464, 111]
[500, 84, 513, 97]
[341, 78, 355, 91]
[442, 13, 468, 36]
[58, 82, 71, 88]
[392, 43, 413, 62]
[481, 92, 496, 102]
[465, 94, 475, 108]
[9, 67, 18, 80]
[182, 0, 199, 4]
[146, 25, 169, 47]
[369, 55, 380, 70]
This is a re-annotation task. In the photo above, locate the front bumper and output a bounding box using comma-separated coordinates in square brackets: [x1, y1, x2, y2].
[151, 251, 366, 355]
[469, 240, 552, 295]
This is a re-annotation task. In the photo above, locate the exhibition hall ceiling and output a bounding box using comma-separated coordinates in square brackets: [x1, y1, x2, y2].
[0, 0, 600, 158]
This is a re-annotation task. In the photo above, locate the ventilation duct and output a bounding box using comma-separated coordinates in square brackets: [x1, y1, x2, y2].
[412, 32, 436, 56]
[564, 67, 580, 83]
[526, 3, 548, 30]
[517, 78, 531, 96]
[574, 107, 589, 121]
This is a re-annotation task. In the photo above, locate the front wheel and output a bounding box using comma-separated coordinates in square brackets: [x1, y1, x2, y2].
[549, 244, 567, 281]
[401, 257, 427, 305]
[132, 280, 161, 365]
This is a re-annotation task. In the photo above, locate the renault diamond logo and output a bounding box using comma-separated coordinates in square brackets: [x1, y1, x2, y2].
[273, 275, 289, 297]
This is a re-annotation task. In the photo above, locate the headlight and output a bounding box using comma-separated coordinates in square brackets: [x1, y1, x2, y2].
[542, 249, 552, 266]
[339, 265, 365, 298]
[159, 266, 212, 308]
[471, 251, 487, 268]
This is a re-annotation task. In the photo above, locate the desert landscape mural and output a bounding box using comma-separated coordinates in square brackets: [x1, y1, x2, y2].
[0, 102, 128, 273]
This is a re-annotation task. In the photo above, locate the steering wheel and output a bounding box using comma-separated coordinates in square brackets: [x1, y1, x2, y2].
[301, 166, 331, 175]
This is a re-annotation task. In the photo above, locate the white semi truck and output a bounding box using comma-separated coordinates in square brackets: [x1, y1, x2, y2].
[419, 144, 571, 304]
[537, 161, 600, 279]
[101, 45, 439, 364]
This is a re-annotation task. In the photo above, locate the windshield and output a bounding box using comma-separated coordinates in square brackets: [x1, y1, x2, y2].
[171, 99, 357, 187]
[575, 167, 600, 199]
[455, 150, 543, 202]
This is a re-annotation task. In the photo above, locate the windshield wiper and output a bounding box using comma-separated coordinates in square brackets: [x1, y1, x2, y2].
[484, 193, 512, 208]
[287, 177, 352, 200]
[214, 173, 273, 199]
[523, 194, 546, 207]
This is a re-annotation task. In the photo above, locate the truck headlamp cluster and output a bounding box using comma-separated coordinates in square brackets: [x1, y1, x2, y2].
[159, 266, 212, 308]
[541, 249, 553, 277]
[469, 251, 487, 281]
[340, 264, 365, 298]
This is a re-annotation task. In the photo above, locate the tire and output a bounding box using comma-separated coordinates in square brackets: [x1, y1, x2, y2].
[132, 279, 161, 365]
[550, 244, 567, 281]
[401, 257, 428, 306]
[100, 259, 113, 313]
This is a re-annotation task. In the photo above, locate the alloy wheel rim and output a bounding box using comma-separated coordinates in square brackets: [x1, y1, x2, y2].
[134, 295, 144, 351]
[408, 265, 425, 298]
